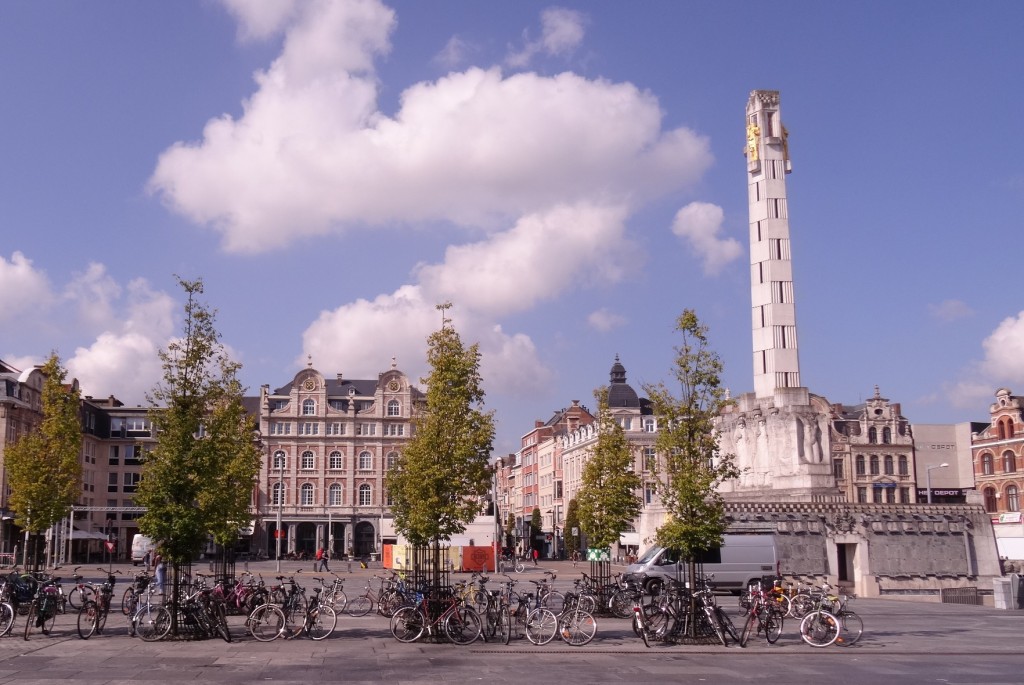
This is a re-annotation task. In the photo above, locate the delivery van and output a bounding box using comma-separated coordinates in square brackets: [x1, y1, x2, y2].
[624, 534, 777, 594]
[131, 534, 156, 566]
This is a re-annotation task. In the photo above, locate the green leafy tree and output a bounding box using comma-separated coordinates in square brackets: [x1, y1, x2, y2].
[563, 498, 581, 557]
[576, 387, 642, 550]
[643, 309, 739, 624]
[386, 303, 495, 578]
[530, 507, 542, 554]
[135, 277, 261, 626]
[5, 353, 82, 569]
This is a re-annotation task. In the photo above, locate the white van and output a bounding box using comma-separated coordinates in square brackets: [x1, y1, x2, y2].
[624, 534, 777, 594]
[131, 534, 156, 566]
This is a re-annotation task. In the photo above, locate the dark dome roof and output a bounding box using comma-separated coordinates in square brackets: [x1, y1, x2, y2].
[607, 355, 640, 408]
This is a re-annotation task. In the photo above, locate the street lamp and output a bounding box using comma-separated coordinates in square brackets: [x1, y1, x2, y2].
[275, 454, 284, 572]
[926, 462, 949, 504]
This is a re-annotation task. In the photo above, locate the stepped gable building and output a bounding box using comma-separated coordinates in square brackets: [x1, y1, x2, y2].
[711, 91, 998, 599]
[972, 389, 1024, 560]
[252, 360, 421, 559]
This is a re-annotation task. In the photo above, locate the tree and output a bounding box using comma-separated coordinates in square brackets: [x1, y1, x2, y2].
[563, 498, 581, 557]
[576, 387, 642, 550]
[530, 507, 542, 554]
[5, 353, 82, 569]
[386, 303, 495, 578]
[642, 309, 739, 616]
[504, 512, 516, 550]
[135, 277, 261, 624]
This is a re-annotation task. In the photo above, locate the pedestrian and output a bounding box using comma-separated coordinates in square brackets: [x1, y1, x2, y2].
[572, 550, 580, 568]
[319, 547, 331, 573]
[532, 547, 539, 566]
[154, 549, 166, 596]
[142, 549, 151, 570]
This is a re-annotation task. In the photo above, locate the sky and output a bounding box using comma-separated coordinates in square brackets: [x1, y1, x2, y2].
[2, 0, 1023, 457]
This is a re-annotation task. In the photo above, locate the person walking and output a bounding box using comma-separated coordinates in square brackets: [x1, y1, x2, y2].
[532, 547, 539, 566]
[318, 547, 331, 573]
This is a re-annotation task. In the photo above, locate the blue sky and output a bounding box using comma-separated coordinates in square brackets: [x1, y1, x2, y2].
[2, 1, 1022, 456]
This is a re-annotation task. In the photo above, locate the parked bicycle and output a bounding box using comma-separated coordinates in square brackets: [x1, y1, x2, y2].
[389, 584, 482, 645]
[77, 569, 120, 639]
[24, 576, 63, 640]
[66, 566, 97, 610]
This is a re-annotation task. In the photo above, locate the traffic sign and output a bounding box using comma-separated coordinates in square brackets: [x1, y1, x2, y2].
[586, 548, 610, 562]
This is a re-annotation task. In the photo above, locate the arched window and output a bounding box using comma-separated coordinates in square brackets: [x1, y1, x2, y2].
[329, 483, 343, 506]
[302, 399, 316, 416]
[982, 453, 994, 475]
[386, 451, 399, 470]
[1007, 418, 1016, 438]
[884, 455, 894, 475]
[869, 455, 879, 475]
[387, 400, 400, 417]
[301, 450, 315, 469]
[300, 483, 314, 505]
[855, 455, 865, 476]
[358, 451, 373, 471]
[643, 418, 656, 433]
[984, 487, 998, 513]
[898, 455, 909, 476]
[882, 427, 891, 444]
[273, 450, 286, 470]
[1008, 485, 1020, 512]
[329, 451, 344, 470]
[1004, 451, 1017, 473]
[272, 482, 284, 505]
[868, 427, 877, 444]
[358, 483, 372, 506]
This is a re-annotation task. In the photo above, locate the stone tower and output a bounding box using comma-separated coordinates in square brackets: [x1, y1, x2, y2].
[718, 90, 838, 500]
[745, 90, 800, 399]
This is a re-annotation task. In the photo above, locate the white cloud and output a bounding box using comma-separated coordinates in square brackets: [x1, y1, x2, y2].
[220, 0, 301, 41]
[434, 35, 470, 69]
[63, 262, 123, 332]
[415, 203, 636, 317]
[149, 2, 711, 254]
[928, 299, 973, 323]
[67, 332, 163, 404]
[588, 308, 626, 332]
[506, 7, 586, 68]
[980, 312, 1024, 382]
[671, 202, 743, 275]
[0, 251, 54, 322]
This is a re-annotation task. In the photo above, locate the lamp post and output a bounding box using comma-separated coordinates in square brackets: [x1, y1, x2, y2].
[275, 457, 283, 573]
[926, 462, 949, 504]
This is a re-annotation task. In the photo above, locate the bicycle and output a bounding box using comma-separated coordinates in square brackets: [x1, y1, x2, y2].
[832, 593, 864, 646]
[23, 576, 62, 640]
[290, 584, 337, 640]
[389, 584, 482, 645]
[798, 584, 840, 648]
[77, 569, 119, 639]
[555, 591, 597, 646]
[130, 584, 172, 642]
[121, 569, 152, 617]
[270, 575, 308, 638]
[739, 579, 783, 647]
[345, 574, 390, 617]
[498, 554, 525, 574]
[66, 567, 97, 610]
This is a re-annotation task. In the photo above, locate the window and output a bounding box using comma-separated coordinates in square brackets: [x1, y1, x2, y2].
[984, 487, 997, 513]
[900, 487, 910, 504]
[327, 423, 344, 435]
[882, 427, 891, 444]
[982, 453, 994, 475]
[644, 483, 657, 505]
[301, 451, 315, 470]
[329, 483, 343, 506]
[857, 487, 867, 503]
[384, 423, 404, 436]
[108, 446, 119, 466]
[643, 418, 656, 433]
[301, 483, 314, 505]
[855, 455, 865, 476]
[357, 423, 376, 436]
[386, 452, 399, 470]
[868, 427, 877, 444]
[833, 459, 844, 479]
[123, 472, 140, 493]
[358, 484, 372, 506]
[302, 399, 316, 416]
[872, 486, 883, 503]
[643, 447, 656, 471]
[329, 451, 344, 470]
[1008, 486, 1020, 512]
[1004, 451, 1017, 473]
[270, 422, 291, 435]
[328, 399, 347, 411]
[272, 482, 284, 506]
[108, 472, 118, 493]
[273, 451, 286, 469]
[869, 455, 879, 476]
[387, 400, 400, 417]
[125, 445, 143, 466]
[884, 455, 894, 475]
[300, 422, 319, 435]
[898, 455, 909, 476]
[885, 487, 895, 504]
[358, 451, 373, 471]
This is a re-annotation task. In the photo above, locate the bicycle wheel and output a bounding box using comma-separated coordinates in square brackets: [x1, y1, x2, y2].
[135, 605, 172, 642]
[77, 601, 99, 640]
[705, 608, 728, 647]
[739, 610, 756, 648]
[542, 590, 565, 614]
[0, 602, 14, 637]
[328, 589, 348, 614]
[445, 605, 482, 645]
[525, 608, 557, 645]
[716, 606, 740, 642]
[345, 594, 373, 617]
[121, 588, 138, 617]
[23, 600, 39, 640]
[68, 586, 95, 610]
[578, 594, 598, 614]
[633, 612, 651, 648]
[764, 610, 783, 644]
[514, 561, 525, 574]
[790, 594, 814, 619]
[772, 594, 792, 618]
[390, 606, 425, 643]
[559, 609, 596, 646]
[214, 601, 232, 643]
[608, 590, 633, 619]
[836, 611, 863, 646]
[494, 605, 511, 645]
[248, 604, 286, 642]
[307, 605, 337, 641]
[472, 589, 489, 614]
[800, 611, 839, 647]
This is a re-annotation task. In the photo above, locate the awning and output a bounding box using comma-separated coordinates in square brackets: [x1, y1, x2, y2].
[619, 532, 640, 546]
[71, 528, 109, 541]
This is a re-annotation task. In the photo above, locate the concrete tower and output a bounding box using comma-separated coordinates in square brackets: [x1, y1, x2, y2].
[745, 90, 800, 399]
